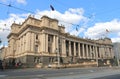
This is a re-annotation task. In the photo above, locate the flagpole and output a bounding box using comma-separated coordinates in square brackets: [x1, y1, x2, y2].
[105, 29, 109, 38]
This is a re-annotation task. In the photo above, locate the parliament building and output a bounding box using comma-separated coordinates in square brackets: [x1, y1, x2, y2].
[1, 15, 115, 68]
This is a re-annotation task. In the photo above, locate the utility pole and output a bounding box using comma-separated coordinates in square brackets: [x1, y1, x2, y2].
[56, 48, 60, 68]
[56, 26, 60, 68]
[95, 42, 98, 67]
[0, 38, 2, 44]
[116, 47, 119, 66]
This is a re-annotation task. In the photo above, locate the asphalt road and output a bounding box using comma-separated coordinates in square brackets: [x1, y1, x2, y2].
[0, 67, 120, 79]
[94, 74, 120, 79]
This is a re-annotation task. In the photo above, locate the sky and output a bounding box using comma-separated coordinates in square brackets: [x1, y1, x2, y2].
[0, 0, 120, 47]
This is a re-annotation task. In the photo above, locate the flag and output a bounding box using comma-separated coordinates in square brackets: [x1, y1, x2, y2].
[0, 39, 1, 43]
[76, 25, 79, 31]
[4, 24, 6, 26]
[76, 27, 78, 31]
[106, 29, 109, 32]
[50, 5, 55, 11]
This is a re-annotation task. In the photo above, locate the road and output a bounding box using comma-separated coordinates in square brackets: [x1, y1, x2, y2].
[94, 74, 120, 79]
[0, 67, 120, 79]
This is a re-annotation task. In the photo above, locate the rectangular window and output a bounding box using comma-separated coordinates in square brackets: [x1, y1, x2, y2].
[48, 35, 53, 42]
[36, 34, 38, 39]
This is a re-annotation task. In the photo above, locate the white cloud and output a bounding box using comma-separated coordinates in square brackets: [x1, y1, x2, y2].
[118, 32, 120, 36]
[35, 8, 88, 34]
[85, 19, 120, 42]
[0, 0, 6, 2]
[1, 7, 120, 45]
[0, 8, 88, 46]
[111, 38, 120, 43]
[0, 0, 27, 4]
[0, 13, 29, 46]
[0, 7, 120, 47]
[16, 0, 26, 4]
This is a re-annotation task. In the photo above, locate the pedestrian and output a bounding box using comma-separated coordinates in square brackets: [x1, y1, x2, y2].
[0, 60, 3, 71]
[12, 59, 16, 68]
[2, 60, 6, 70]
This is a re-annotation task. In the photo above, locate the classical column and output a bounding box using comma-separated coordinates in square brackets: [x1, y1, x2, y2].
[33, 33, 35, 52]
[19, 38, 21, 54]
[99, 46, 101, 58]
[93, 46, 96, 59]
[95, 46, 98, 58]
[88, 45, 90, 59]
[95, 46, 99, 66]
[110, 48, 114, 58]
[23, 36, 25, 52]
[78, 43, 81, 58]
[52, 35, 56, 53]
[90, 45, 92, 59]
[86, 44, 88, 58]
[62, 39, 66, 56]
[20, 37, 22, 53]
[64, 39, 66, 56]
[74, 42, 76, 56]
[39, 34, 42, 52]
[18, 40, 20, 54]
[69, 41, 71, 56]
[110, 48, 112, 58]
[45, 34, 48, 52]
[22, 35, 24, 52]
[92, 45, 95, 59]
[56, 36, 58, 51]
[109, 48, 111, 58]
[82, 43, 85, 58]
[22, 36, 24, 52]
[23, 35, 25, 52]
[109, 47, 112, 58]
[21, 37, 23, 53]
[106, 47, 109, 58]
[31, 33, 34, 52]
[24, 35, 26, 51]
[41, 33, 45, 52]
[101, 47, 104, 58]
[26, 32, 31, 51]
[16, 40, 18, 55]
[103, 47, 105, 58]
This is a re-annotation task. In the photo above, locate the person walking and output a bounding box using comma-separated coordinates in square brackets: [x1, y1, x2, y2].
[2, 60, 6, 70]
[0, 60, 3, 71]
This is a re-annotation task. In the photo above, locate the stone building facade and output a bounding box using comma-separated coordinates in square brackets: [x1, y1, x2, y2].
[1, 15, 114, 68]
[113, 42, 120, 66]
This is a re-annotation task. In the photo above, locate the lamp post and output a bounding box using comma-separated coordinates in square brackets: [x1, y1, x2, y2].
[56, 48, 60, 68]
[0, 38, 2, 44]
[95, 44, 98, 67]
[116, 47, 119, 66]
[93, 41, 98, 67]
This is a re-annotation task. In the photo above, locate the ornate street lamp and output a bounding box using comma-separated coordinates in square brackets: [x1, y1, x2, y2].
[56, 48, 60, 68]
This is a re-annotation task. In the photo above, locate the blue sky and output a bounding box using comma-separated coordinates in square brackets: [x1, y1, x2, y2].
[0, 0, 120, 47]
